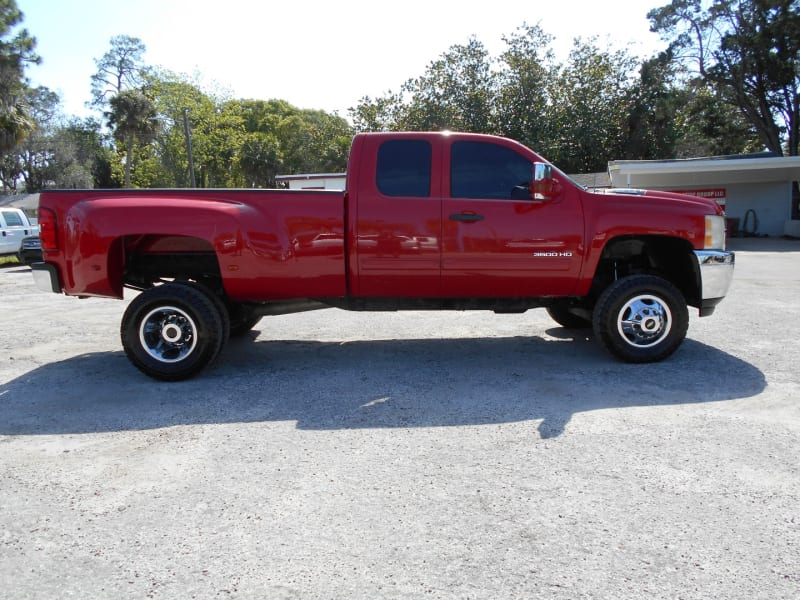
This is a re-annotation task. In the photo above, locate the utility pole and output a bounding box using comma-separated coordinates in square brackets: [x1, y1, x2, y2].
[182, 108, 197, 187]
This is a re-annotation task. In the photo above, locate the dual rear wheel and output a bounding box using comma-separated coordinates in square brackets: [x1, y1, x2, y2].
[120, 282, 260, 381]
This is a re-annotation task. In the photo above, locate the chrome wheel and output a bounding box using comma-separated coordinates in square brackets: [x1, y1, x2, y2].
[139, 305, 198, 363]
[593, 274, 688, 363]
[616, 294, 672, 348]
[121, 283, 228, 380]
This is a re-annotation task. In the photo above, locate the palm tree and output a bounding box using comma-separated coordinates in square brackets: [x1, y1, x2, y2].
[0, 0, 40, 154]
[0, 96, 33, 152]
[106, 90, 158, 186]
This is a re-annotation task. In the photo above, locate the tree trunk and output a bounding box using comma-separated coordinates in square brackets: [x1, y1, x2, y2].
[125, 134, 132, 187]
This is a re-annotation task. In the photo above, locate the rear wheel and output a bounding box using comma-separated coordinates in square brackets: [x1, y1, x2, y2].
[121, 283, 227, 380]
[592, 274, 688, 363]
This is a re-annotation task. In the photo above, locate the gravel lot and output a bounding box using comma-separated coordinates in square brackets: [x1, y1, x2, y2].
[1, 238, 799, 599]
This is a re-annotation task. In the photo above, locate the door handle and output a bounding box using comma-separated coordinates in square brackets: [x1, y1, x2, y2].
[449, 213, 484, 222]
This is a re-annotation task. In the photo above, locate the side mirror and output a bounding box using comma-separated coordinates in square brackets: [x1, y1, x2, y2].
[532, 162, 559, 201]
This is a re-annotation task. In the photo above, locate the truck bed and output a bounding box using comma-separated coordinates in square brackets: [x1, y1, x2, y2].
[37, 188, 347, 301]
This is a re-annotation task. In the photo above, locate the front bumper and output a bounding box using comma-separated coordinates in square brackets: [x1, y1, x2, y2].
[31, 262, 62, 294]
[694, 250, 735, 316]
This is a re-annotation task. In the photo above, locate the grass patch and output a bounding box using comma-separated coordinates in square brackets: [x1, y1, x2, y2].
[0, 255, 21, 266]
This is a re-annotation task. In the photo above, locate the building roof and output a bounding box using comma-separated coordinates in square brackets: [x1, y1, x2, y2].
[0, 193, 39, 210]
[570, 172, 611, 188]
[608, 155, 800, 188]
[275, 173, 345, 182]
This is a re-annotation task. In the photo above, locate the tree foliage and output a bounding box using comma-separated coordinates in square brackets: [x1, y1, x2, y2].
[649, 0, 800, 156]
[106, 89, 159, 186]
[0, 87, 113, 193]
[121, 71, 353, 188]
[547, 39, 639, 172]
[0, 0, 39, 154]
[397, 37, 499, 132]
[495, 24, 556, 151]
[90, 35, 148, 109]
[12, 13, 780, 191]
[350, 29, 673, 173]
[350, 17, 770, 172]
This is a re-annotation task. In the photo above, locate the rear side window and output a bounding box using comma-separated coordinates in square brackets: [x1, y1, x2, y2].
[451, 141, 533, 199]
[1, 210, 24, 227]
[376, 140, 432, 197]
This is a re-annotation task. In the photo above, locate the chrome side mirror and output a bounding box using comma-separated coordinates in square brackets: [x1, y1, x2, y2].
[532, 163, 558, 201]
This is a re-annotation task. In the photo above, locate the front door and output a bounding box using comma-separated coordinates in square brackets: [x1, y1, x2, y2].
[442, 140, 584, 297]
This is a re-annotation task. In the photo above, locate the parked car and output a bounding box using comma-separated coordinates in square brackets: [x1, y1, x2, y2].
[0, 207, 38, 261]
[18, 236, 42, 265]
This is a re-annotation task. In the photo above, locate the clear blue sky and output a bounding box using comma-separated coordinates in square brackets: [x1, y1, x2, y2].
[18, 0, 667, 119]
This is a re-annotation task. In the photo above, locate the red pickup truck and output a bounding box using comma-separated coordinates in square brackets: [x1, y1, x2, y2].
[32, 131, 734, 380]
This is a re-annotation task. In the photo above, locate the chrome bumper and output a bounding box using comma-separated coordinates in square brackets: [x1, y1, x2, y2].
[31, 262, 61, 293]
[694, 250, 735, 315]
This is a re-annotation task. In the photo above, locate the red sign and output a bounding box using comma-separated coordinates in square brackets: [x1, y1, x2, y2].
[672, 188, 727, 205]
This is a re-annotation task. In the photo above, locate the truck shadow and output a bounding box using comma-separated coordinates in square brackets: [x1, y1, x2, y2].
[0, 263, 29, 272]
[0, 333, 765, 439]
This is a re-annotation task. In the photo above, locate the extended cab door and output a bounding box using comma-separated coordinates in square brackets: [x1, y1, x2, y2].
[442, 138, 584, 297]
[352, 136, 442, 297]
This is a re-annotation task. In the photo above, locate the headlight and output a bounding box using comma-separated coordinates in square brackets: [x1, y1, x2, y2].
[705, 215, 726, 250]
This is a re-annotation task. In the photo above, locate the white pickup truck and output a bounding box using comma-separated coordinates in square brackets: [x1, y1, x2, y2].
[0, 207, 39, 261]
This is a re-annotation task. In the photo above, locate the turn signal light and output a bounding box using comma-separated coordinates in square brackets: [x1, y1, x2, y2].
[704, 215, 726, 250]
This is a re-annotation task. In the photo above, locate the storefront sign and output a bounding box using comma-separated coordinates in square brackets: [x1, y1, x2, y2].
[672, 188, 727, 206]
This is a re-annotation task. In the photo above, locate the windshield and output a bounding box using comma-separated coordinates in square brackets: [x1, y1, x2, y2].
[551, 163, 586, 190]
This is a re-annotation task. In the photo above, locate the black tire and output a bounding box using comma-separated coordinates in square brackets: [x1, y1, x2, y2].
[187, 282, 231, 342]
[592, 274, 689, 363]
[546, 301, 592, 329]
[121, 283, 227, 381]
[227, 303, 262, 337]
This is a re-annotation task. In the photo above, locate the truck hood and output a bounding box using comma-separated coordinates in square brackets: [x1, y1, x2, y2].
[588, 187, 722, 215]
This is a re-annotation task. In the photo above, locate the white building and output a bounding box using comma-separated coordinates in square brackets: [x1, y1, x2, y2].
[275, 173, 346, 190]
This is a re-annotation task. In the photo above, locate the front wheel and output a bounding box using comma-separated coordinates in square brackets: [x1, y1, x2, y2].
[592, 274, 688, 363]
[121, 283, 227, 380]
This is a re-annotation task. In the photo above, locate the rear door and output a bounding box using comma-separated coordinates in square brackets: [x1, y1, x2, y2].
[352, 136, 442, 297]
[441, 139, 584, 297]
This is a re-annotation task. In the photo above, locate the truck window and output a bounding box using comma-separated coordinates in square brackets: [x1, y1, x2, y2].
[376, 139, 432, 197]
[451, 141, 532, 199]
[1, 210, 24, 227]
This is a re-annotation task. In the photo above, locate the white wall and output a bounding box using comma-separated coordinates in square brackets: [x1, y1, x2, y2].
[286, 176, 346, 190]
[724, 182, 791, 237]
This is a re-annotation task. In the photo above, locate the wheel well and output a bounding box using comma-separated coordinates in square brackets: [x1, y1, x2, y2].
[119, 234, 224, 293]
[592, 236, 700, 308]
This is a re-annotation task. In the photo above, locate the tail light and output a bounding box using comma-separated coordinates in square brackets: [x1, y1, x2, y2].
[38, 207, 58, 251]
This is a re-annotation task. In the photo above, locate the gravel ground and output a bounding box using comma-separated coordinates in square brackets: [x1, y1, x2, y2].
[1, 238, 798, 599]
